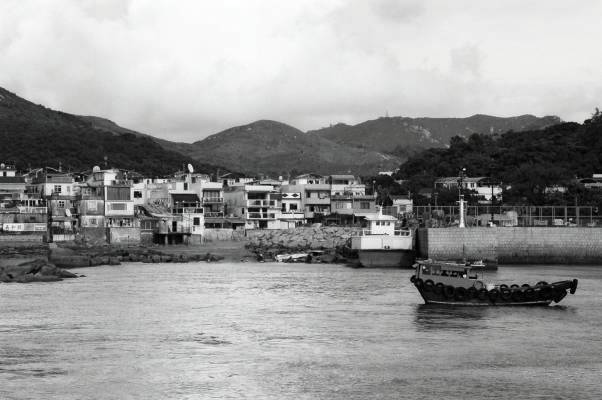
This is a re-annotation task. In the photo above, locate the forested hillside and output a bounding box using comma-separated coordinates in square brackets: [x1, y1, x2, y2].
[0, 87, 221, 176]
[394, 111, 602, 205]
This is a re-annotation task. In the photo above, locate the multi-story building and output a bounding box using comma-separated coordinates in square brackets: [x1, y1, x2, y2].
[279, 191, 305, 228]
[330, 192, 377, 218]
[167, 188, 204, 244]
[224, 184, 281, 229]
[200, 182, 225, 228]
[0, 163, 26, 207]
[434, 176, 503, 202]
[0, 163, 46, 237]
[82, 167, 139, 244]
[287, 174, 331, 221]
[28, 170, 78, 240]
[329, 175, 366, 196]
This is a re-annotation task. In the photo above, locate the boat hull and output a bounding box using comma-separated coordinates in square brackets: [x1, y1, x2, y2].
[411, 277, 577, 306]
[358, 250, 414, 268]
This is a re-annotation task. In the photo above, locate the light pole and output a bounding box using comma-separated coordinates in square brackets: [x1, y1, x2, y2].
[457, 167, 466, 228]
[489, 165, 496, 227]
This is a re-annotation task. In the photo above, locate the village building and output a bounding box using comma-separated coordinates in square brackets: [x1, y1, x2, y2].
[26, 169, 78, 241]
[223, 184, 281, 229]
[434, 176, 503, 202]
[0, 163, 47, 238]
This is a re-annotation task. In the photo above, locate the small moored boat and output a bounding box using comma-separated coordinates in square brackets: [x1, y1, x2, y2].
[410, 259, 578, 306]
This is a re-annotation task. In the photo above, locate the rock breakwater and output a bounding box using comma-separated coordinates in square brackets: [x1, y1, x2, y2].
[49, 246, 225, 268]
[246, 227, 360, 262]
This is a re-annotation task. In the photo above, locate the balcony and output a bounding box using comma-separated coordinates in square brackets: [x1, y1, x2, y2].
[247, 212, 276, 220]
[17, 206, 47, 214]
[304, 197, 331, 205]
[247, 199, 277, 207]
[204, 211, 224, 218]
[202, 197, 223, 204]
[279, 211, 305, 220]
[172, 207, 204, 214]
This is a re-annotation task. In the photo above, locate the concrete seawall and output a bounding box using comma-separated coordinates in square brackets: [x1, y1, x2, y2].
[418, 227, 602, 264]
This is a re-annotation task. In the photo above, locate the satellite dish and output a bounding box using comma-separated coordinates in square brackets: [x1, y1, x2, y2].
[187, 163, 194, 173]
[0, 163, 5, 169]
[65, 209, 72, 217]
[92, 166, 101, 172]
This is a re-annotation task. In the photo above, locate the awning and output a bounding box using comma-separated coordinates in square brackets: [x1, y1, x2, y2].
[139, 204, 172, 218]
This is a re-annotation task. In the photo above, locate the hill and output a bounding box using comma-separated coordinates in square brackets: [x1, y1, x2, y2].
[179, 120, 401, 176]
[395, 113, 602, 204]
[0, 87, 221, 176]
[309, 114, 561, 156]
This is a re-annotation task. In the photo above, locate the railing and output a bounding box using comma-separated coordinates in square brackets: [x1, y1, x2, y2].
[279, 211, 305, 219]
[202, 197, 223, 204]
[204, 212, 224, 218]
[413, 205, 602, 228]
[17, 206, 47, 214]
[247, 199, 277, 207]
[172, 207, 204, 214]
[304, 197, 331, 205]
[353, 229, 411, 236]
[247, 212, 276, 219]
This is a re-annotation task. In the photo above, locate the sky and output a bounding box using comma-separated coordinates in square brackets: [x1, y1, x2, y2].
[1, 0, 601, 142]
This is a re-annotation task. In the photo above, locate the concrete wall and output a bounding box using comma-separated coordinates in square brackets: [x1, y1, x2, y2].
[203, 229, 246, 242]
[107, 227, 141, 245]
[80, 227, 107, 245]
[419, 227, 602, 264]
[0, 234, 44, 243]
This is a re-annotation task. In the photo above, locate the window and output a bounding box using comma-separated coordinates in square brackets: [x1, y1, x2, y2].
[360, 202, 370, 209]
[53, 185, 62, 194]
[110, 203, 127, 211]
[193, 217, 201, 226]
[90, 218, 97, 226]
[134, 191, 143, 198]
[57, 200, 65, 208]
[289, 203, 297, 210]
[184, 183, 189, 190]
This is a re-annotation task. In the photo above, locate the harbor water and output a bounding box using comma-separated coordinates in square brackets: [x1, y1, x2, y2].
[1, 262, 601, 399]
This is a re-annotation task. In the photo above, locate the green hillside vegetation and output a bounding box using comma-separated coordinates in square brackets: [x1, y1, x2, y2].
[184, 120, 401, 176]
[394, 111, 602, 205]
[0, 87, 221, 176]
[309, 114, 560, 155]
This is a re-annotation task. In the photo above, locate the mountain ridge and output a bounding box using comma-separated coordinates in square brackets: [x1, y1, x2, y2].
[1, 86, 564, 176]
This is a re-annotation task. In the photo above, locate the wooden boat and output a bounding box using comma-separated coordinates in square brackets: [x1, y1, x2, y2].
[410, 259, 578, 306]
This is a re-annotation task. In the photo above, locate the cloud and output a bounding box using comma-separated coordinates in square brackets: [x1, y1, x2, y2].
[1, 0, 601, 142]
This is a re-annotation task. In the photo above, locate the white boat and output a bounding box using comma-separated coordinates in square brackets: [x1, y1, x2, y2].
[350, 208, 414, 268]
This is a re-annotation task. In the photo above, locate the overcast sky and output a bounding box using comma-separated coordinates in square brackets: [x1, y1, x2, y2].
[1, 0, 601, 142]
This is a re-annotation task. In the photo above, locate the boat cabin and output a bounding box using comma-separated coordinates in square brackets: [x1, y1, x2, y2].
[358, 207, 410, 237]
[415, 260, 484, 289]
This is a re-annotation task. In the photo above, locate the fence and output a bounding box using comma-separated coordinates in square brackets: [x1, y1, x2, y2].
[413, 205, 602, 228]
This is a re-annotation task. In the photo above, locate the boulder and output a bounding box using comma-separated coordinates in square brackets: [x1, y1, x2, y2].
[108, 257, 121, 265]
[58, 269, 78, 278]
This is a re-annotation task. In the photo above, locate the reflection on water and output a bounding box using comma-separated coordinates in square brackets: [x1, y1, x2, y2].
[413, 304, 490, 330]
[0, 262, 601, 400]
